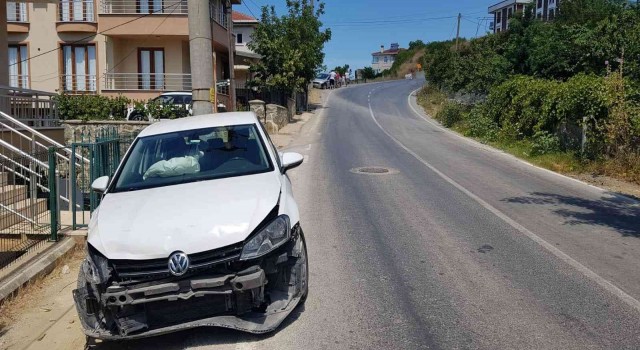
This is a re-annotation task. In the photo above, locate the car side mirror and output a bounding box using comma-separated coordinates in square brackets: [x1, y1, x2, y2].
[91, 176, 110, 193]
[281, 152, 304, 172]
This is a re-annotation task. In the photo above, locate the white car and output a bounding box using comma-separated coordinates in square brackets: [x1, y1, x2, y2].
[126, 91, 193, 121]
[312, 73, 330, 89]
[73, 112, 308, 340]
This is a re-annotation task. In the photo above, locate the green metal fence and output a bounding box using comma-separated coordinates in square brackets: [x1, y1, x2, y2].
[68, 127, 137, 229]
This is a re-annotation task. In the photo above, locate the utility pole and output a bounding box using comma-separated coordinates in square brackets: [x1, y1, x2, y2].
[455, 13, 461, 52]
[188, 0, 214, 115]
[226, 0, 236, 111]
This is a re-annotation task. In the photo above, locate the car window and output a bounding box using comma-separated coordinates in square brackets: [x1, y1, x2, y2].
[171, 95, 184, 104]
[112, 124, 273, 192]
[154, 95, 174, 104]
[183, 95, 192, 105]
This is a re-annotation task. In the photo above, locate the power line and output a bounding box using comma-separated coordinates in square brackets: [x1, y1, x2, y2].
[243, 0, 258, 19]
[9, 1, 183, 67]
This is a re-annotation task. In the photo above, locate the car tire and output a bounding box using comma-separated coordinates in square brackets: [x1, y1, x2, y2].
[298, 230, 309, 303]
[129, 111, 147, 121]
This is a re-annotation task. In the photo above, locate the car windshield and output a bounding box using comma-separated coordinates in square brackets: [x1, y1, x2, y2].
[317, 73, 329, 79]
[113, 124, 273, 192]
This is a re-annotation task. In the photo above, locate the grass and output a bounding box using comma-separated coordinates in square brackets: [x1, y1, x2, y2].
[416, 85, 640, 186]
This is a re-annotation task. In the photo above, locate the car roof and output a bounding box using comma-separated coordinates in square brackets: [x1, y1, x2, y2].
[138, 112, 261, 137]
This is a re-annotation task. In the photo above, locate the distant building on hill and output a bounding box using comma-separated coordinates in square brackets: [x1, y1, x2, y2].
[371, 43, 405, 74]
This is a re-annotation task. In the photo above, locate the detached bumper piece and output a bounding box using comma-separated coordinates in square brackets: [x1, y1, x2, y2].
[73, 232, 307, 340]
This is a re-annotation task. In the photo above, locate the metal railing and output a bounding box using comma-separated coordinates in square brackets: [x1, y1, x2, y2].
[0, 85, 58, 128]
[60, 75, 98, 93]
[103, 72, 192, 91]
[69, 127, 137, 228]
[6, 2, 28, 22]
[0, 150, 55, 270]
[209, 0, 228, 28]
[8, 75, 29, 90]
[58, 0, 96, 22]
[99, 0, 187, 14]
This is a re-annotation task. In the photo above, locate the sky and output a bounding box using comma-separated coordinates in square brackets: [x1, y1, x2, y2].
[240, 0, 493, 71]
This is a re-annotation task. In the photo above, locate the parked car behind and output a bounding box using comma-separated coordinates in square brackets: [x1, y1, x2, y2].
[312, 73, 330, 89]
[126, 92, 193, 121]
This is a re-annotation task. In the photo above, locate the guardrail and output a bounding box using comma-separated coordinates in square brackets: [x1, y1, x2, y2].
[99, 0, 187, 14]
[58, 0, 95, 22]
[103, 73, 192, 91]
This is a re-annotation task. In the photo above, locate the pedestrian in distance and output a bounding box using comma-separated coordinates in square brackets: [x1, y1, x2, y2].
[329, 71, 337, 89]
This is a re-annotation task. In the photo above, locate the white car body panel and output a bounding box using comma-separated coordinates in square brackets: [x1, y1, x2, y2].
[88, 112, 301, 261]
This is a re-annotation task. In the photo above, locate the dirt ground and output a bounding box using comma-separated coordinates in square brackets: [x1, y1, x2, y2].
[0, 246, 86, 350]
[572, 173, 640, 200]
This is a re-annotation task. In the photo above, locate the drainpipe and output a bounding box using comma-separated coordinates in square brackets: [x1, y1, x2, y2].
[0, 3, 10, 113]
[226, 0, 236, 111]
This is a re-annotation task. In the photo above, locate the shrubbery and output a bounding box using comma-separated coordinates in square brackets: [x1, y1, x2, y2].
[54, 94, 188, 121]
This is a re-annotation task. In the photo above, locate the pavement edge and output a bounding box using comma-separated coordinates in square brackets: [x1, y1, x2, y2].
[0, 236, 79, 302]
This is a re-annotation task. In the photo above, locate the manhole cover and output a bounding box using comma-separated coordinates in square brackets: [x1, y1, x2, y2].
[359, 167, 389, 174]
[350, 167, 399, 175]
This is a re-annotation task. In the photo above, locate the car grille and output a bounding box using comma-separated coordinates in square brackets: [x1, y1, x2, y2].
[110, 243, 244, 279]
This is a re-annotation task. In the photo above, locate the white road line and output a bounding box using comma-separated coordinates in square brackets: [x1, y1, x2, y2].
[406, 88, 640, 206]
[367, 87, 640, 314]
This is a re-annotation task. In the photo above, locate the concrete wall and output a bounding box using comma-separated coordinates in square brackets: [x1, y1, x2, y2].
[249, 100, 290, 134]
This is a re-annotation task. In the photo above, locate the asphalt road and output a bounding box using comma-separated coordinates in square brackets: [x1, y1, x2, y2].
[29, 79, 640, 349]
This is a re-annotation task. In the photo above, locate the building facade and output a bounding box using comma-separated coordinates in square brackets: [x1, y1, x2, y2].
[488, 0, 559, 34]
[371, 43, 403, 74]
[232, 10, 258, 88]
[5, 0, 240, 102]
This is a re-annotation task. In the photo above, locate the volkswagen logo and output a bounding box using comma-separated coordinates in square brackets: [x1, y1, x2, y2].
[168, 252, 189, 276]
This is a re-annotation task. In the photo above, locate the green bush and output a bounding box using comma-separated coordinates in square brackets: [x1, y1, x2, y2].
[531, 130, 561, 155]
[55, 94, 132, 121]
[435, 101, 467, 127]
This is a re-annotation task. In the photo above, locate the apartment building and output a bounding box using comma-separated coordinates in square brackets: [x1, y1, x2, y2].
[232, 10, 258, 88]
[488, 0, 559, 33]
[371, 43, 403, 74]
[5, 0, 240, 102]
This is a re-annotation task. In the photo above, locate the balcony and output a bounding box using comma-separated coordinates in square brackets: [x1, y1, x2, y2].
[57, 0, 98, 32]
[9, 75, 29, 90]
[102, 73, 191, 99]
[60, 75, 98, 94]
[98, 0, 188, 36]
[6, 2, 29, 33]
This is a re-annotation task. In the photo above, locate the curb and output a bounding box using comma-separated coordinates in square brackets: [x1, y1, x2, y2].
[0, 237, 78, 302]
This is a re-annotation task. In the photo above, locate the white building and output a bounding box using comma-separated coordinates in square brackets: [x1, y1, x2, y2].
[489, 0, 559, 33]
[371, 43, 404, 74]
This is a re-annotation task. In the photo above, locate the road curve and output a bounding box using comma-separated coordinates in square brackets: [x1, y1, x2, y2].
[87, 79, 640, 350]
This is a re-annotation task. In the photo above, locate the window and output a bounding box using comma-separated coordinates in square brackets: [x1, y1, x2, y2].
[137, 0, 162, 14]
[59, 0, 94, 22]
[549, 8, 555, 20]
[61, 44, 96, 92]
[8, 45, 29, 88]
[138, 48, 165, 90]
[384, 56, 388, 63]
[209, 0, 228, 28]
[237, 33, 243, 44]
[373, 57, 379, 64]
[537, 0, 543, 8]
[6, 2, 27, 22]
[112, 124, 273, 193]
[496, 12, 501, 23]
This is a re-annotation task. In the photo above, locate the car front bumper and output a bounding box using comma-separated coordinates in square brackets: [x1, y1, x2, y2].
[73, 230, 307, 340]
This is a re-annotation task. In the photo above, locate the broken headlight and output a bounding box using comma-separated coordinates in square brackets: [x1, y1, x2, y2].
[82, 244, 110, 285]
[240, 215, 290, 260]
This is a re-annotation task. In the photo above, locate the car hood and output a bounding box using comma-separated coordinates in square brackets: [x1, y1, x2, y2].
[313, 78, 327, 83]
[88, 172, 281, 260]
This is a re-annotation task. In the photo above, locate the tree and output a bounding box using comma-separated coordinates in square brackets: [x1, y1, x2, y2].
[333, 64, 349, 75]
[248, 1, 332, 94]
[362, 67, 377, 80]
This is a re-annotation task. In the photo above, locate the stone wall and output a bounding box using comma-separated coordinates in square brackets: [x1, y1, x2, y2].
[61, 120, 152, 145]
[249, 99, 290, 133]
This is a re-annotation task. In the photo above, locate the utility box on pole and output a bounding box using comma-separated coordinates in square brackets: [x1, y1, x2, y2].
[188, 0, 215, 115]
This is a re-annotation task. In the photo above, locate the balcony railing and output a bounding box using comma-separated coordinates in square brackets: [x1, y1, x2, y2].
[60, 75, 98, 93]
[9, 75, 29, 90]
[59, 0, 95, 22]
[209, 0, 228, 28]
[6, 2, 28, 22]
[99, 0, 187, 15]
[103, 73, 192, 91]
[0, 85, 58, 128]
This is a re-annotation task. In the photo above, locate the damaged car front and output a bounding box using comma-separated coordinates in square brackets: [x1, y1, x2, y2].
[73, 113, 308, 340]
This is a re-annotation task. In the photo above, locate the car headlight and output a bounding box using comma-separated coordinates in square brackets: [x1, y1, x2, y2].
[240, 215, 290, 260]
[82, 244, 110, 285]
